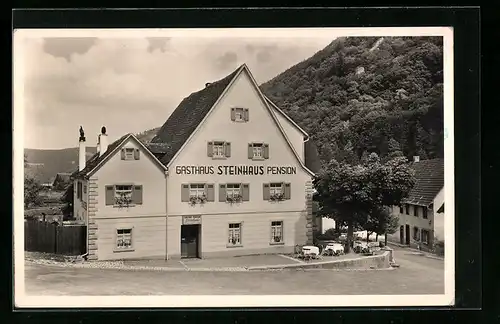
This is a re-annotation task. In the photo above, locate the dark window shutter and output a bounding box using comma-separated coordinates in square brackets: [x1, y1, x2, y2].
[219, 184, 226, 202]
[248, 143, 253, 159]
[206, 184, 215, 202]
[242, 184, 250, 201]
[181, 184, 189, 202]
[132, 185, 143, 204]
[244, 108, 249, 121]
[225, 142, 231, 157]
[263, 183, 270, 200]
[284, 183, 291, 199]
[230, 108, 236, 121]
[105, 186, 115, 205]
[134, 149, 140, 160]
[263, 144, 269, 159]
[121, 149, 125, 160]
[207, 142, 213, 157]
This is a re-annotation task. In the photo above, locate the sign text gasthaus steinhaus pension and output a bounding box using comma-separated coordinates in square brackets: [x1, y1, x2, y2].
[175, 165, 297, 176]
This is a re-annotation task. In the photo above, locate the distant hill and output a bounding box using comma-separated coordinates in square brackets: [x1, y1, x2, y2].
[260, 36, 443, 167]
[24, 147, 97, 183]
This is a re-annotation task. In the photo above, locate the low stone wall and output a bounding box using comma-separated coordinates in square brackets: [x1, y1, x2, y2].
[248, 250, 391, 271]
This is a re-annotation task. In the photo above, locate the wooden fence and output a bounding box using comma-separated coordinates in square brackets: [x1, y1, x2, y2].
[24, 220, 87, 256]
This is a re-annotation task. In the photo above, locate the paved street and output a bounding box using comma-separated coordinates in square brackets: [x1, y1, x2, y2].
[23, 247, 444, 296]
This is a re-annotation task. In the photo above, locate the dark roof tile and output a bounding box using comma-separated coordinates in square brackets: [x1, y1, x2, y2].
[403, 158, 444, 206]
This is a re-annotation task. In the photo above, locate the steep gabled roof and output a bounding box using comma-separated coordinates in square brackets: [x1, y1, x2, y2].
[74, 133, 167, 179]
[403, 158, 444, 207]
[74, 134, 130, 179]
[151, 65, 243, 165]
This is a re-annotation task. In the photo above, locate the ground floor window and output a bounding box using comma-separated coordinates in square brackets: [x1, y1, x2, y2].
[413, 226, 420, 241]
[271, 221, 283, 244]
[421, 229, 430, 244]
[116, 228, 133, 250]
[228, 223, 241, 246]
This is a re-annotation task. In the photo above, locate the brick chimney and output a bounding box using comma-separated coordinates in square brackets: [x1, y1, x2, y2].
[98, 126, 108, 156]
[78, 126, 86, 171]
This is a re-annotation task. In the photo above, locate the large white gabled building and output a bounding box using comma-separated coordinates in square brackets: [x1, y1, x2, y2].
[72, 64, 320, 261]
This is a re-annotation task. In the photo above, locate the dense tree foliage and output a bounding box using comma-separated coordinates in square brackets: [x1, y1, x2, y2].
[24, 154, 43, 209]
[313, 153, 415, 252]
[261, 36, 443, 168]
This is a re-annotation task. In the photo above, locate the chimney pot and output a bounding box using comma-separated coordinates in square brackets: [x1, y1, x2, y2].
[98, 126, 109, 155]
[78, 126, 86, 171]
[205, 82, 212, 88]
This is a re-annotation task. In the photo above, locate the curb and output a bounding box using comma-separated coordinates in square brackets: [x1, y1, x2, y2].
[387, 242, 444, 261]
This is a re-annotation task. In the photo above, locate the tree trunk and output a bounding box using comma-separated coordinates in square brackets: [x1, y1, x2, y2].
[384, 233, 388, 246]
[376, 233, 379, 242]
[346, 220, 353, 253]
[366, 232, 371, 243]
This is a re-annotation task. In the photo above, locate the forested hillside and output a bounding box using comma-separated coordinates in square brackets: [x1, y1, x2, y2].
[260, 36, 444, 167]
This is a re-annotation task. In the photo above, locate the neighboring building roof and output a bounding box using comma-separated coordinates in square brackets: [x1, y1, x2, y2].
[403, 158, 444, 207]
[437, 203, 444, 213]
[151, 66, 241, 165]
[52, 172, 72, 184]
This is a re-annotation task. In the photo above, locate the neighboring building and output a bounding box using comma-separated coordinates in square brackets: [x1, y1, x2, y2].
[52, 172, 72, 191]
[387, 157, 445, 250]
[72, 64, 319, 261]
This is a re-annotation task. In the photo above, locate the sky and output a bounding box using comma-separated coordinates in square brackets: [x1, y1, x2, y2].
[19, 32, 334, 149]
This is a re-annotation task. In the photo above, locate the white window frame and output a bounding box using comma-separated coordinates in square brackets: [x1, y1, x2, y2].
[252, 143, 264, 159]
[124, 147, 135, 160]
[189, 183, 206, 199]
[270, 221, 284, 244]
[212, 141, 226, 158]
[234, 107, 245, 122]
[226, 183, 241, 199]
[115, 228, 133, 251]
[228, 223, 242, 246]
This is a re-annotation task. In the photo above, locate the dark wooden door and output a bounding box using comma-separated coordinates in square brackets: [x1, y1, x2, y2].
[181, 225, 199, 258]
[405, 225, 410, 245]
[399, 225, 404, 244]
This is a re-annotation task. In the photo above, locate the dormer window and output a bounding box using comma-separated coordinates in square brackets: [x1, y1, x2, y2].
[231, 107, 249, 122]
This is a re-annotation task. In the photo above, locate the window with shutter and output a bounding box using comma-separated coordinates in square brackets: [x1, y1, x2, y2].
[248, 143, 253, 159]
[120, 148, 135, 160]
[249, 143, 264, 160]
[244, 108, 249, 121]
[423, 208, 428, 219]
[232, 107, 246, 122]
[212, 141, 226, 158]
[413, 206, 418, 217]
[134, 149, 140, 160]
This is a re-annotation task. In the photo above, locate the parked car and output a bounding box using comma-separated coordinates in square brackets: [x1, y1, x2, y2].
[324, 242, 345, 256]
[353, 241, 371, 254]
[301, 245, 320, 260]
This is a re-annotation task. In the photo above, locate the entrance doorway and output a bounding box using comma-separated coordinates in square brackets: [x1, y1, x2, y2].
[181, 224, 200, 258]
[405, 224, 410, 245]
[399, 225, 404, 244]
